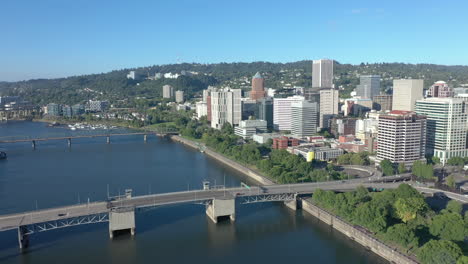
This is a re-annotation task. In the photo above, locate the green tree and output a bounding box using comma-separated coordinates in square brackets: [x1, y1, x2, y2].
[429, 212, 465, 241]
[394, 197, 427, 223]
[445, 200, 462, 215]
[350, 154, 365, 165]
[431, 156, 440, 165]
[457, 256, 468, 264]
[447, 157, 465, 166]
[398, 163, 406, 174]
[418, 240, 462, 264]
[380, 159, 394, 176]
[383, 224, 419, 251]
[446, 175, 456, 189]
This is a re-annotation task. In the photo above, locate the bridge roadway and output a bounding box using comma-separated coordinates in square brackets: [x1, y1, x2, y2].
[0, 131, 177, 144]
[0, 176, 411, 233]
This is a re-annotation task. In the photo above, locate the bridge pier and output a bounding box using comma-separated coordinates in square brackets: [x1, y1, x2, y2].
[284, 194, 300, 211]
[144, 134, 147, 143]
[109, 207, 136, 238]
[31, 140, 36, 150]
[17, 226, 29, 249]
[206, 198, 235, 223]
[67, 138, 71, 147]
[106, 136, 110, 144]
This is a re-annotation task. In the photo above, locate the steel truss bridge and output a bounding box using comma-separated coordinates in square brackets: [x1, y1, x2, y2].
[0, 178, 419, 249]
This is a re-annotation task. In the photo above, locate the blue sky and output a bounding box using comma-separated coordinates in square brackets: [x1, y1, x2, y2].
[1, 0, 467, 81]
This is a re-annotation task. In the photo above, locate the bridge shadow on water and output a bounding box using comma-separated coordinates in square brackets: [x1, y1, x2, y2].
[0, 222, 108, 261]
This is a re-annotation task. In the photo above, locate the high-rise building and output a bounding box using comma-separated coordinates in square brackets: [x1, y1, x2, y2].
[210, 88, 241, 129]
[427, 81, 454, 98]
[256, 97, 273, 130]
[291, 100, 318, 138]
[241, 98, 257, 120]
[415, 98, 468, 165]
[312, 59, 334, 88]
[47, 103, 62, 116]
[319, 88, 339, 128]
[392, 79, 424, 111]
[273, 96, 305, 131]
[162, 85, 174, 99]
[373, 95, 393, 111]
[71, 104, 85, 116]
[376, 110, 426, 166]
[175, 90, 184, 103]
[356, 75, 380, 99]
[195, 101, 207, 119]
[250, 72, 265, 100]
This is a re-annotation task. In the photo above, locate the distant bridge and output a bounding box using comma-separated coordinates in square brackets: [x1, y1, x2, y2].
[0, 178, 422, 250]
[0, 128, 178, 148]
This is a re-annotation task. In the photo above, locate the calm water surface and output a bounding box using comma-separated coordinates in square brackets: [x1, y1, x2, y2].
[0, 121, 386, 264]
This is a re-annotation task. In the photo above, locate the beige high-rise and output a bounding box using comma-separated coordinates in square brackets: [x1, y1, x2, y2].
[392, 79, 424, 111]
[319, 89, 339, 128]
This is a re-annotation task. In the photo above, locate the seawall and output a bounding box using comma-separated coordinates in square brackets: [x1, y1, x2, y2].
[170, 135, 275, 186]
[301, 199, 418, 264]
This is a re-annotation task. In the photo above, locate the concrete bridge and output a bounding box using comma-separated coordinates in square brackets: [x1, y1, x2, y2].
[0, 179, 410, 249]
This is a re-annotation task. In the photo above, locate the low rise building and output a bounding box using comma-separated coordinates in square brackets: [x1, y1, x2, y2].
[234, 120, 268, 139]
[292, 146, 344, 162]
[272, 136, 299, 149]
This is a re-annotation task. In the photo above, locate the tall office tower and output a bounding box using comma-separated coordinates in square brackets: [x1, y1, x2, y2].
[415, 98, 468, 165]
[356, 75, 381, 99]
[210, 88, 241, 129]
[392, 79, 424, 111]
[373, 95, 393, 111]
[304, 59, 334, 101]
[241, 98, 257, 120]
[256, 97, 274, 130]
[427, 81, 454, 98]
[162, 85, 174, 99]
[376, 110, 426, 166]
[291, 100, 318, 138]
[319, 88, 339, 128]
[250, 72, 265, 100]
[312, 59, 334, 88]
[273, 96, 305, 131]
[175, 90, 184, 103]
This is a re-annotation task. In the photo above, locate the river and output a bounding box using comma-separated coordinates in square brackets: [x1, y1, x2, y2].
[0, 121, 386, 264]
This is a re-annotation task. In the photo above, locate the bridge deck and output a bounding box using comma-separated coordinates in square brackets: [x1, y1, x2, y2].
[0, 181, 408, 232]
[0, 132, 178, 143]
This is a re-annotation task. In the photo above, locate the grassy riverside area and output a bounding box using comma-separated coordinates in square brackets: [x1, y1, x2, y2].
[311, 185, 468, 264]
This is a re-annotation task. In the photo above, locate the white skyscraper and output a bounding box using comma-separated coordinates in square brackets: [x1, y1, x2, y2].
[291, 100, 318, 138]
[319, 89, 339, 128]
[376, 110, 426, 166]
[273, 96, 305, 131]
[163, 85, 174, 99]
[415, 98, 468, 165]
[312, 59, 334, 88]
[210, 88, 241, 129]
[392, 79, 424, 111]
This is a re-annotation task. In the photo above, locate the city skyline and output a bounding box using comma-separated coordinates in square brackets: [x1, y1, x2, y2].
[2, 0, 468, 81]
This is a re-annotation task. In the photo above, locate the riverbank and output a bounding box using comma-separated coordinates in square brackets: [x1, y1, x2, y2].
[170, 135, 275, 185]
[171, 134, 418, 264]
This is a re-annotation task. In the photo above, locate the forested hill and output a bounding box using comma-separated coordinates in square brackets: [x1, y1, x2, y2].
[1, 61, 468, 106]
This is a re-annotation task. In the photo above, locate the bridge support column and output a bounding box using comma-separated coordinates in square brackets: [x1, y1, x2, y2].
[17, 226, 29, 249]
[32, 140, 36, 150]
[284, 194, 300, 211]
[106, 136, 110, 144]
[109, 207, 136, 238]
[144, 134, 147, 143]
[67, 138, 71, 147]
[206, 198, 235, 223]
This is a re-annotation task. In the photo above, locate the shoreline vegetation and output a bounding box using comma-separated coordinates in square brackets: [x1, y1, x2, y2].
[9, 118, 467, 263]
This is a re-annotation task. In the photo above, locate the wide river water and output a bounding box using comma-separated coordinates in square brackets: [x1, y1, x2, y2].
[0, 121, 386, 264]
